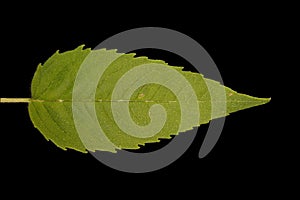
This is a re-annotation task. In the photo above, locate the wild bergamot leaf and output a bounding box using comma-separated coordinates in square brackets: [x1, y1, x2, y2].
[25, 45, 270, 153]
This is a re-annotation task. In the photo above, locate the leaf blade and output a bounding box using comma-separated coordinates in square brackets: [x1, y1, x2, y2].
[28, 45, 270, 153]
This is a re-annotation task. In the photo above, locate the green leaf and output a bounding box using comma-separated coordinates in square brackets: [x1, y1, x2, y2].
[28, 45, 270, 153]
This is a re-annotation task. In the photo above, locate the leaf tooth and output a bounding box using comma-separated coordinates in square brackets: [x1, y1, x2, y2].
[106, 49, 119, 53]
[127, 52, 137, 58]
[78, 44, 86, 50]
[134, 55, 168, 65]
[93, 48, 122, 55]
[55, 44, 91, 55]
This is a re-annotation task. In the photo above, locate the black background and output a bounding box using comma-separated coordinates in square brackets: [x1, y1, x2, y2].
[0, 3, 287, 198]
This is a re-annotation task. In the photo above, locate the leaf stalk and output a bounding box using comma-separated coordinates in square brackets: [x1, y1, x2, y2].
[0, 98, 31, 103]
